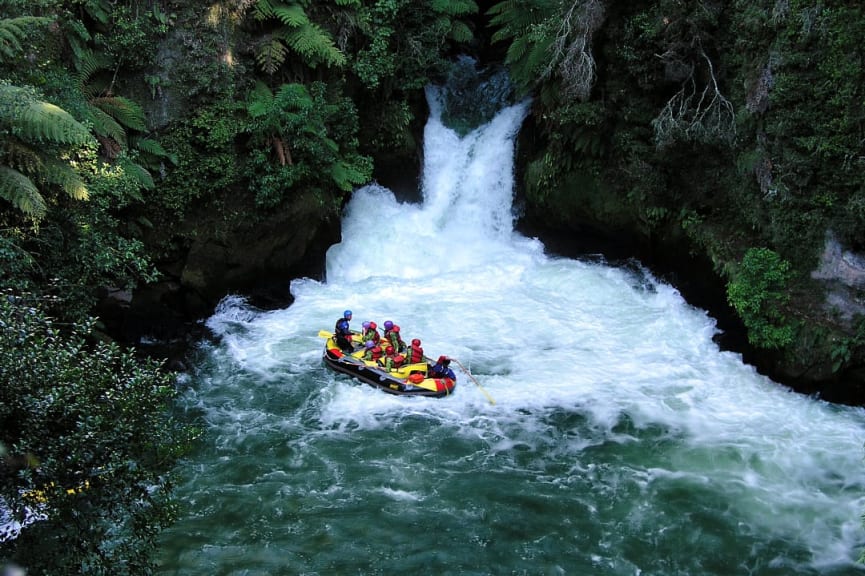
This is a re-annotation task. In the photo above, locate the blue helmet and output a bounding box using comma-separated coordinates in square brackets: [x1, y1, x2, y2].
[384, 320, 394, 330]
[344, 310, 352, 318]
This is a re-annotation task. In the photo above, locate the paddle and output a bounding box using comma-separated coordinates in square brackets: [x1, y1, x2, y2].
[318, 329, 361, 339]
[451, 358, 495, 405]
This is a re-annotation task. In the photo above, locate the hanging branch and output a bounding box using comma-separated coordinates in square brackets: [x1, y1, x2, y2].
[544, 0, 606, 101]
[652, 40, 736, 148]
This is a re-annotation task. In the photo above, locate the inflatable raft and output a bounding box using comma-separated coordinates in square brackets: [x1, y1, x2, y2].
[322, 334, 456, 398]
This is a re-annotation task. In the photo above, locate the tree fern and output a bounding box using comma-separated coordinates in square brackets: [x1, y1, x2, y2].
[330, 157, 369, 191]
[252, 0, 278, 20]
[42, 157, 88, 201]
[272, 4, 309, 27]
[274, 82, 314, 110]
[448, 20, 474, 43]
[116, 156, 153, 193]
[91, 97, 147, 132]
[74, 49, 113, 99]
[487, 0, 559, 92]
[0, 85, 93, 146]
[250, 0, 346, 72]
[0, 138, 41, 175]
[0, 83, 93, 219]
[0, 166, 46, 218]
[284, 22, 347, 67]
[133, 138, 178, 167]
[88, 106, 125, 146]
[256, 36, 289, 75]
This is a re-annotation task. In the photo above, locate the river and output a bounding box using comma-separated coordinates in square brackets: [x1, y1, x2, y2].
[156, 73, 865, 575]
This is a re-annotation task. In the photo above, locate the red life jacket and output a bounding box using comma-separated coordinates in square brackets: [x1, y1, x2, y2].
[407, 344, 423, 364]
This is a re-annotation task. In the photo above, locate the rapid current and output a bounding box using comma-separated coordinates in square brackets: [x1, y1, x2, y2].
[157, 72, 865, 575]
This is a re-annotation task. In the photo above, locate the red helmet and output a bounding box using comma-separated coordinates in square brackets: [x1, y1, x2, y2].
[437, 355, 447, 363]
[393, 325, 400, 332]
[369, 321, 377, 330]
[386, 346, 395, 355]
[412, 338, 421, 346]
[372, 346, 382, 357]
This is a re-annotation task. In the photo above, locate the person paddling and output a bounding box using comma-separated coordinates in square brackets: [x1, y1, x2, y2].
[430, 355, 456, 380]
[334, 310, 353, 352]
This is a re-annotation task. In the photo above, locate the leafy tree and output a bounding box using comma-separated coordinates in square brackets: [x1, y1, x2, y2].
[242, 80, 372, 208]
[0, 292, 194, 575]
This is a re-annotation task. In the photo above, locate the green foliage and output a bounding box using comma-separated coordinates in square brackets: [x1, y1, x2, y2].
[0, 16, 52, 62]
[149, 98, 244, 221]
[0, 81, 95, 219]
[830, 317, 865, 373]
[90, 3, 168, 70]
[242, 80, 372, 207]
[351, 0, 477, 91]
[726, 247, 795, 349]
[0, 150, 160, 324]
[487, 0, 557, 94]
[251, 0, 347, 74]
[0, 293, 194, 575]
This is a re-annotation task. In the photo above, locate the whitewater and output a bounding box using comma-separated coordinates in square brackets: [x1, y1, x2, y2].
[157, 82, 865, 575]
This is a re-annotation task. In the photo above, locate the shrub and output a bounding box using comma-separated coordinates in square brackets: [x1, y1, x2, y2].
[726, 247, 795, 349]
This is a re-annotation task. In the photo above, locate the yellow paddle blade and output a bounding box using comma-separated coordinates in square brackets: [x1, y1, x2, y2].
[318, 330, 333, 338]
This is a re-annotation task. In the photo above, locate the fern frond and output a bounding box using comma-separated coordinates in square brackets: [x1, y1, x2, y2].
[330, 158, 371, 192]
[505, 34, 530, 64]
[0, 138, 42, 176]
[247, 80, 275, 117]
[134, 138, 177, 165]
[284, 23, 346, 67]
[252, 0, 276, 20]
[83, 0, 111, 24]
[42, 158, 88, 201]
[91, 96, 146, 132]
[449, 20, 474, 43]
[0, 27, 24, 60]
[275, 83, 313, 110]
[87, 105, 127, 145]
[431, 0, 478, 16]
[116, 156, 153, 192]
[486, 0, 515, 17]
[0, 165, 46, 218]
[73, 49, 113, 95]
[64, 18, 91, 57]
[524, 35, 554, 75]
[272, 4, 309, 27]
[0, 88, 93, 146]
[256, 37, 288, 74]
[334, 0, 360, 5]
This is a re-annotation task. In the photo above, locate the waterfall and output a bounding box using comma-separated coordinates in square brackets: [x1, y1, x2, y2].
[157, 63, 865, 575]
